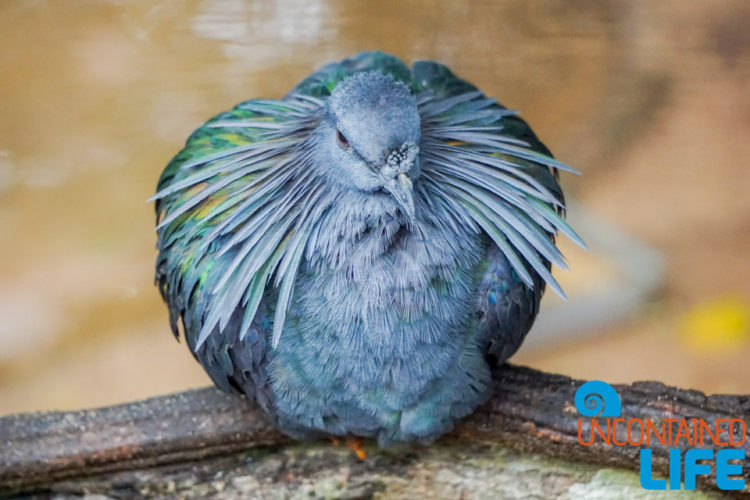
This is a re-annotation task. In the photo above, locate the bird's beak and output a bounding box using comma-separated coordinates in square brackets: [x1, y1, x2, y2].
[384, 172, 415, 221]
[380, 141, 419, 222]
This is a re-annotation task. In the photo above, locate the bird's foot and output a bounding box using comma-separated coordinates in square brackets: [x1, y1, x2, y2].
[329, 436, 341, 447]
[346, 435, 366, 460]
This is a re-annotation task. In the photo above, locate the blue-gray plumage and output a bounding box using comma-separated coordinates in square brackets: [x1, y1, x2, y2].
[153, 52, 585, 446]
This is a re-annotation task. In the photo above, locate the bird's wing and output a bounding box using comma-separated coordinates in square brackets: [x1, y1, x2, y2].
[474, 241, 545, 363]
[413, 60, 586, 362]
[153, 96, 326, 397]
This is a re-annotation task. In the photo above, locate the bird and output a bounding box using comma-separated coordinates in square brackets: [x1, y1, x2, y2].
[152, 51, 585, 450]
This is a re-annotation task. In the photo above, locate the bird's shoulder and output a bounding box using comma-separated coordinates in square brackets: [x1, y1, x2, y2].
[155, 100, 296, 205]
[411, 59, 553, 158]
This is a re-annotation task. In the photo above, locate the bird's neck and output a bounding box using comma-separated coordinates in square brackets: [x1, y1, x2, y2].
[305, 189, 412, 272]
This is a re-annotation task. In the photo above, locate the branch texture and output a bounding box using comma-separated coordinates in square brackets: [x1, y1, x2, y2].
[1, 365, 747, 497]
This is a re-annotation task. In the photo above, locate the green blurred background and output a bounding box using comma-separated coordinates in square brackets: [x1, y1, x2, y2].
[1, 0, 749, 415]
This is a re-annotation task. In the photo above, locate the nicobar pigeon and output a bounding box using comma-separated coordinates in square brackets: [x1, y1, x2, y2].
[153, 51, 585, 448]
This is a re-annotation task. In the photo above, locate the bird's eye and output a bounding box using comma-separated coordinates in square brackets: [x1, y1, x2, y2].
[336, 129, 350, 149]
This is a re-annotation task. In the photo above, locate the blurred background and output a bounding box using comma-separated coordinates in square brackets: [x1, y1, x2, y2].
[1, 0, 749, 416]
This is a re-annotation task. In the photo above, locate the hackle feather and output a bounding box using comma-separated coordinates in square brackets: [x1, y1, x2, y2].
[154, 74, 586, 351]
[153, 95, 329, 350]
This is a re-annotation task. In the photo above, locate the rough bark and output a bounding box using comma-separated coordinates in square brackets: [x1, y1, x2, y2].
[1, 364, 747, 498]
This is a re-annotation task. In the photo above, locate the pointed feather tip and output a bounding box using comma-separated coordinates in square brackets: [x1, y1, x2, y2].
[548, 278, 568, 301]
[576, 236, 590, 251]
[559, 220, 589, 251]
[546, 162, 580, 176]
[271, 324, 282, 349]
[528, 151, 582, 175]
[559, 164, 582, 175]
[155, 216, 173, 231]
[193, 326, 211, 352]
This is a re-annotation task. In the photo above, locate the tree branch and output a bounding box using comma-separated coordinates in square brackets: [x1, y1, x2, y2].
[1, 364, 748, 496]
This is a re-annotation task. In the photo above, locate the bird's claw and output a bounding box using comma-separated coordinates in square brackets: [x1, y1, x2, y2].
[346, 435, 366, 460]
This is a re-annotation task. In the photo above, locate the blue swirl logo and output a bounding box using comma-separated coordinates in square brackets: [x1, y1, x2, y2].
[574, 380, 622, 417]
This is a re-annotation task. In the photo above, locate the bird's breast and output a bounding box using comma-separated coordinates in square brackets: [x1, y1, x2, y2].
[280, 218, 484, 399]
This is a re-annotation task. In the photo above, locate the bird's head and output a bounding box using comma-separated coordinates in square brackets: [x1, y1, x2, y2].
[315, 72, 421, 220]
